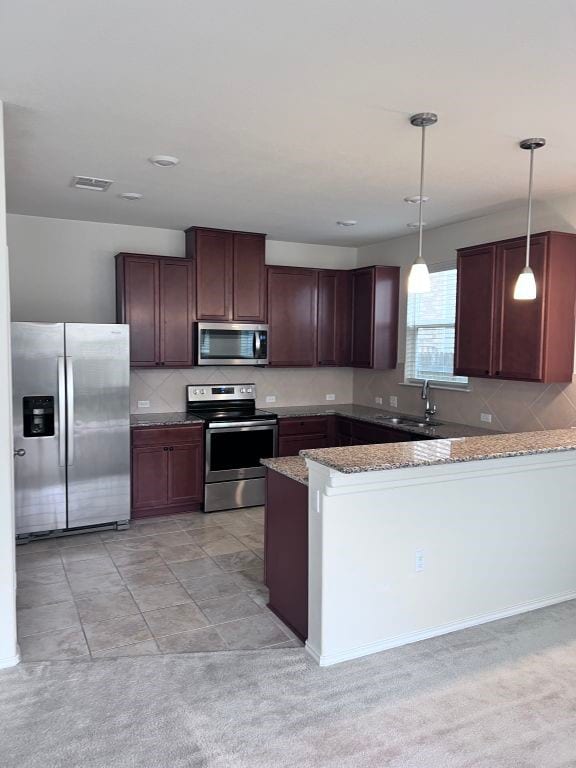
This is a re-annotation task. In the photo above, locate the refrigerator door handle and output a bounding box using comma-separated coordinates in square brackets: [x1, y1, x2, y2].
[66, 356, 74, 466]
[58, 356, 66, 467]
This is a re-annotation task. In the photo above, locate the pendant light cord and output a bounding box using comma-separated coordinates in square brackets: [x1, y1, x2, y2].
[525, 147, 534, 269]
[418, 125, 426, 261]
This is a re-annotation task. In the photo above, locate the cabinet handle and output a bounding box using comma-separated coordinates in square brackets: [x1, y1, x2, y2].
[163, 446, 169, 451]
[495, 371, 501, 376]
[485, 370, 490, 375]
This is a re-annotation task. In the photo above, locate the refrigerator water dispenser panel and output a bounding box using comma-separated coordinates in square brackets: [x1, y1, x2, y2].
[23, 396, 54, 437]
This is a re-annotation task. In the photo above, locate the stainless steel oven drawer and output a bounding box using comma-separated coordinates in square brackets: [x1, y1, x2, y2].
[204, 478, 265, 512]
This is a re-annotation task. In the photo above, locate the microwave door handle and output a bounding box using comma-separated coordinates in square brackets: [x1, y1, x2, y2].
[254, 331, 262, 358]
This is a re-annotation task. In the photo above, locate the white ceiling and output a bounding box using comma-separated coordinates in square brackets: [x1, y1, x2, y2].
[1, 0, 576, 246]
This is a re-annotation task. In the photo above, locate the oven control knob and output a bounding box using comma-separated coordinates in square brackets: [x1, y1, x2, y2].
[240, 387, 245, 393]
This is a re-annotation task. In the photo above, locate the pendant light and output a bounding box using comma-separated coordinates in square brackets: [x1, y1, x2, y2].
[407, 112, 438, 294]
[514, 137, 546, 300]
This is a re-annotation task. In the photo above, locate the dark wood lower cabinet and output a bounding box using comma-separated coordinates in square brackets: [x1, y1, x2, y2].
[131, 425, 204, 518]
[265, 469, 309, 641]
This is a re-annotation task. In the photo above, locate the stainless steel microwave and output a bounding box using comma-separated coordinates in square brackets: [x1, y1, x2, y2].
[196, 323, 269, 366]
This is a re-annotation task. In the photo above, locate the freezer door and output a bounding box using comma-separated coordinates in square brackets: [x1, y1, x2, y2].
[11, 322, 67, 534]
[65, 324, 130, 528]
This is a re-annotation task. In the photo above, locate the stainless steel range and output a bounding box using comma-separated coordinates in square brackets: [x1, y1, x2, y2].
[186, 384, 277, 512]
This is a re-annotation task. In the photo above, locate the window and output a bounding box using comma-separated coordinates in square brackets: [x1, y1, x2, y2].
[405, 265, 468, 387]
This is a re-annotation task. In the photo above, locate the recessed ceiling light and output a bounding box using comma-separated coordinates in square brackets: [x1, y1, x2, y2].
[119, 192, 143, 201]
[71, 176, 114, 191]
[407, 222, 426, 229]
[404, 195, 429, 204]
[149, 155, 179, 167]
[336, 220, 358, 227]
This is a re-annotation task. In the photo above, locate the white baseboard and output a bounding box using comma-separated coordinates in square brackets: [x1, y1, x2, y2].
[306, 590, 576, 667]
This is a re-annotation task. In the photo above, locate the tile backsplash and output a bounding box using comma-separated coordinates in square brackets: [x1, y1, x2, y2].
[353, 365, 576, 433]
[131, 364, 576, 433]
[130, 366, 354, 413]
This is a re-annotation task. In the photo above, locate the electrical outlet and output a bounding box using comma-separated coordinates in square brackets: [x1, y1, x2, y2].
[480, 412, 493, 424]
[137, 400, 150, 408]
[374, 396, 383, 405]
[415, 549, 425, 573]
[326, 394, 336, 401]
[389, 395, 398, 408]
[265, 395, 277, 403]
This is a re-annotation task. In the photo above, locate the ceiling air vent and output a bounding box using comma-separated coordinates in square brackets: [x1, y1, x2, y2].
[71, 176, 114, 191]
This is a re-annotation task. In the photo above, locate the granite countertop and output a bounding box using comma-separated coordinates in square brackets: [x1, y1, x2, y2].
[261, 456, 309, 485]
[130, 412, 204, 428]
[300, 428, 576, 474]
[264, 403, 496, 440]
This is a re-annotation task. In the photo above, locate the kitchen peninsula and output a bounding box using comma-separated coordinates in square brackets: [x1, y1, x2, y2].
[264, 429, 576, 667]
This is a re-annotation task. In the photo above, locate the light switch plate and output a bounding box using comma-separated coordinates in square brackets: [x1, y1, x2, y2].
[137, 400, 150, 408]
[326, 394, 336, 401]
[265, 395, 277, 403]
[374, 396, 383, 405]
[389, 395, 398, 408]
[480, 412, 493, 423]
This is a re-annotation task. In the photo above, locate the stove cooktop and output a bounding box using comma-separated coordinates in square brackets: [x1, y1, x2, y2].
[186, 407, 276, 424]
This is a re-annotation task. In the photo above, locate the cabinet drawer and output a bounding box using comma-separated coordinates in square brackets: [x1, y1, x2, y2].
[132, 425, 204, 447]
[278, 417, 329, 437]
[278, 434, 330, 457]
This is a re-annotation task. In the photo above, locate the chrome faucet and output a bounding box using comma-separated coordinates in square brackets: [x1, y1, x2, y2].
[421, 379, 437, 423]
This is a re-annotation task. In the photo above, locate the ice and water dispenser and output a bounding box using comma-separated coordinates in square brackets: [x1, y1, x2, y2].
[22, 396, 55, 437]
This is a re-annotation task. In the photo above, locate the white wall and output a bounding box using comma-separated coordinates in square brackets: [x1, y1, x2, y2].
[7, 214, 358, 323]
[0, 103, 19, 667]
[7, 214, 184, 323]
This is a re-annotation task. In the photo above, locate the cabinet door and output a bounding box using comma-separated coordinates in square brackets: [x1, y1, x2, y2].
[278, 434, 330, 457]
[351, 268, 374, 367]
[121, 256, 160, 366]
[132, 446, 168, 511]
[233, 233, 267, 322]
[495, 237, 547, 381]
[317, 271, 352, 366]
[195, 229, 233, 321]
[454, 245, 497, 377]
[159, 260, 194, 367]
[167, 443, 204, 505]
[268, 267, 318, 366]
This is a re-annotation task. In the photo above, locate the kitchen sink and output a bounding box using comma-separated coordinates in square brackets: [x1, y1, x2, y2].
[378, 416, 443, 429]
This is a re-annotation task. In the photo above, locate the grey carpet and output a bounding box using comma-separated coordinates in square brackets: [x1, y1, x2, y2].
[2, 600, 576, 768]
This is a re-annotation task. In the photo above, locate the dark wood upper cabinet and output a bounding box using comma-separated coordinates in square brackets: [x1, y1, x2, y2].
[159, 260, 195, 367]
[317, 270, 352, 366]
[233, 233, 267, 322]
[186, 227, 266, 322]
[116, 253, 194, 368]
[189, 229, 233, 321]
[267, 266, 318, 366]
[455, 231, 576, 382]
[351, 266, 400, 369]
[454, 245, 497, 378]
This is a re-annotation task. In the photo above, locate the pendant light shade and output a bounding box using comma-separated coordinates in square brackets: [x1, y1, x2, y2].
[513, 266, 537, 300]
[514, 137, 546, 301]
[407, 112, 437, 294]
[407, 255, 431, 293]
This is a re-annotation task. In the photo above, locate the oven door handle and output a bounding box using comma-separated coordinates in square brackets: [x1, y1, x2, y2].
[207, 421, 277, 430]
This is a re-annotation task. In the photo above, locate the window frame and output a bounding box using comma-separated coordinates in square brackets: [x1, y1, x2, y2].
[403, 261, 469, 391]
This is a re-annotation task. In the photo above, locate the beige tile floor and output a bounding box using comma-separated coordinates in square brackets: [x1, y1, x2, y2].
[16, 507, 302, 661]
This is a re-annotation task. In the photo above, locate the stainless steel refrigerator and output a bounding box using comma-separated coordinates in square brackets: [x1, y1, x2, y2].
[11, 322, 131, 537]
